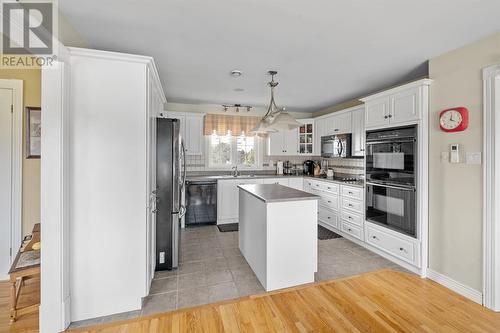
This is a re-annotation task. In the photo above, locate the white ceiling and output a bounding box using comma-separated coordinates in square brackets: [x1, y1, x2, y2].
[60, 0, 500, 112]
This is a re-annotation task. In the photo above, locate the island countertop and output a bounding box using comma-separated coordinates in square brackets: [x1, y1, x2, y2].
[237, 184, 320, 203]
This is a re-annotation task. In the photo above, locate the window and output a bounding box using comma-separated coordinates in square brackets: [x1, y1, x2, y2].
[207, 131, 260, 169]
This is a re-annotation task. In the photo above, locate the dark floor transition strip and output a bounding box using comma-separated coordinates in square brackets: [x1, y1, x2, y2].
[218, 223, 239, 232]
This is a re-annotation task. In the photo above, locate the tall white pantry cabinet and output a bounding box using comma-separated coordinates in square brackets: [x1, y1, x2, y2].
[67, 48, 166, 321]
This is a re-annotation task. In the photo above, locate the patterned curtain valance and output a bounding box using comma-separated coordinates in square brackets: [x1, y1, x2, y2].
[203, 114, 262, 136]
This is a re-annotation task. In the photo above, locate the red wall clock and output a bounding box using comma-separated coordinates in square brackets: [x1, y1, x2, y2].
[439, 107, 469, 132]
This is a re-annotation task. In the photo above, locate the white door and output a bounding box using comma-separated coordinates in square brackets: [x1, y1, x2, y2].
[0, 88, 13, 277]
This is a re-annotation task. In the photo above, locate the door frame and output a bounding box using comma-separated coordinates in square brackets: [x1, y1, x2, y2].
[483, 63, 500, 311]
[0, 79, 23, 280]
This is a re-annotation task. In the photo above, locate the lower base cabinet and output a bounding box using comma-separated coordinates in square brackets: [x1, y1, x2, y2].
[365, 221, 421, 267]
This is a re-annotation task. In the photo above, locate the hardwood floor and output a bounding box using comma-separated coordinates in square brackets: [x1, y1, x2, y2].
[0, 277, 39, 333]
[3, 270, 500, 332]
[62, 269, 500, 333]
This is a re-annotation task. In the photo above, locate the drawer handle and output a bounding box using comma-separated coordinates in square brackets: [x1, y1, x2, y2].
[348, 191, 354, 195]
[348, 228, 352, 232]
[348, 204, 353, 207]
[327, 187, 331, 190]
[372, 236, 378, 240]
[348, 216, 353, 220]
[399, 247, 408, 253]
[327, 200, 332, 203]
[327, 217, 330, 219]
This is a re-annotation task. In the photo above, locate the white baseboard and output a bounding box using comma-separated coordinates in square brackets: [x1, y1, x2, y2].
[426, 269, 483, 304]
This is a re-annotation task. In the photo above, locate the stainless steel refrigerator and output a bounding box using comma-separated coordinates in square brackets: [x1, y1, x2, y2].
[156, 118, 186, 270]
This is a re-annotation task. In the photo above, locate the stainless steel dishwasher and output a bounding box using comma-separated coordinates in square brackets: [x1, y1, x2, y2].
[185, 180, 217, 226]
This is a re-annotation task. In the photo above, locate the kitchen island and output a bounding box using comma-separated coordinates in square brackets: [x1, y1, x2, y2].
[237, 184, 320, 291]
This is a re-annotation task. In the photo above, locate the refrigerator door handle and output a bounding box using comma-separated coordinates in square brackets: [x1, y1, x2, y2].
[179, 205, 186, 219]
[180, 140, 187, 191]
[171, 212, 179, 268]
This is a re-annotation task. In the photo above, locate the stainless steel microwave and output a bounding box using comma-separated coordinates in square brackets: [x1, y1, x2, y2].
[321, 134, 352, 158]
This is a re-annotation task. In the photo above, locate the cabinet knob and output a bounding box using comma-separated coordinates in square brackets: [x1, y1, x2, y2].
[327, 217, 330, 219]
[334, 129, 339, 132]
[348, 228, 352, 232]
[348, 216, 352, 219]
[384, 116, 388, 119]
[372, 236, 378, 240]
[388, 114, 393, 118]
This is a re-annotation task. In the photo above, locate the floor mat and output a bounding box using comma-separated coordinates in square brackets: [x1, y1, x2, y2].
[218, 223, 239, 232]
[318, 225, 342, 240]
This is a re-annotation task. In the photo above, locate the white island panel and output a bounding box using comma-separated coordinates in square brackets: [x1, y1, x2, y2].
[238, 184, 318, 291]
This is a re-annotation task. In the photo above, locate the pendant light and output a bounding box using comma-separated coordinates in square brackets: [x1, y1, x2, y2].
[250, 71, 301, 134]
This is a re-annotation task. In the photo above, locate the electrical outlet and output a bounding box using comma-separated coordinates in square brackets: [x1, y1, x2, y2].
[466, 152, 482, 165]
[159, 251, 165, 264]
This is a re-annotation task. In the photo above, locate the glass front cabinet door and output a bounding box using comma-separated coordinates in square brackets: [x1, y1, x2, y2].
[298, 120, 314, 155]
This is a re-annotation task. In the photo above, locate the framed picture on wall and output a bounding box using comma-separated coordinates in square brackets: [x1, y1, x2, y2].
[25, 107, 41, 159]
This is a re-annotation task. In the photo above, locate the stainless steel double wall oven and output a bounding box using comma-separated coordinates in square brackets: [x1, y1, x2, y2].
[365, 126, 417, 237]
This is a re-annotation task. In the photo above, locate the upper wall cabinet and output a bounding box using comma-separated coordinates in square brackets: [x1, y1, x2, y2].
[268, 128, 299, 156]
[351, 106, 365, 157]
[297, 119, 315, 155]
[325, 112, 352, 135]
[313, 106, 364, 157]
[161, 112, 204, 155]
[361, 79, 432, 129]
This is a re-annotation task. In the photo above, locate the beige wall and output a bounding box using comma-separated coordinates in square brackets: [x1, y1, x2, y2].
[428, 32, 500, 291]
[0, 67, 41, 236]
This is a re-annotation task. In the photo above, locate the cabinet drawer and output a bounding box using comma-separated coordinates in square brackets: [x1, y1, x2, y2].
[322, 182, 339, 195]
[340, 221, 363, 240]
[365, 224, 418, 266]
[341, 185, 363, 200]
[319, 193, 339, 211]
[340, 210, 363, 226]
[341, 197, 363, 213]
[318, 208, 339, 229]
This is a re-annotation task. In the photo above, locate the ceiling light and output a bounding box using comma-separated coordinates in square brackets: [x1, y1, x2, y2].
[222, 104, 252, 113]
[250, 71, 301, 134]
[230, 70, 242, 77]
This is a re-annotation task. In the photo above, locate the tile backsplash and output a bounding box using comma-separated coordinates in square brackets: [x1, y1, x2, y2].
[185, 153, 363, 176]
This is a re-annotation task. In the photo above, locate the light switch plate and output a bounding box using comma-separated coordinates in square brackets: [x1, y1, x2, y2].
[441, 152, 449, 163]
[466, 152, 482, 165]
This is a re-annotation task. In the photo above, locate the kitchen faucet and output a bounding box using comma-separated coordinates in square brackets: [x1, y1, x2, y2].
[231, 165, 239, 177]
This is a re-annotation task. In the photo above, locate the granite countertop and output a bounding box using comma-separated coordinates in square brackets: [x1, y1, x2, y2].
[186, 174, 365, 188]
[237, 184, 320, 203]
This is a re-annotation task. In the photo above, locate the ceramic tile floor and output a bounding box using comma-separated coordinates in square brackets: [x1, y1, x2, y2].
[69, 224, 407, 329]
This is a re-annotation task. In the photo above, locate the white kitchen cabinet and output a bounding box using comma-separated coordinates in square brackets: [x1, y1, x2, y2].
[365, 221, 420, 267]
[66, 48, 166, 320]
[325, 112, 352, 135]
[351, 107, 365, 157]
[288, 178, 303, 191]
[217, 178, 263, 224]
[161, 112, 204, 155]
[184, 114, 204, 155]
[297, 119, 315, 155]
[364, 97, 390, 128]
[314, 118, 326, 156]
[390, 87, 420, 124]
[268, 128, 298, 156]
[262, 178, 290, 186]
[362, 79, 432, 129]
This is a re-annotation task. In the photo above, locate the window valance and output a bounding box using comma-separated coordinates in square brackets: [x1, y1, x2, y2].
[203, 114, 262, 136]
